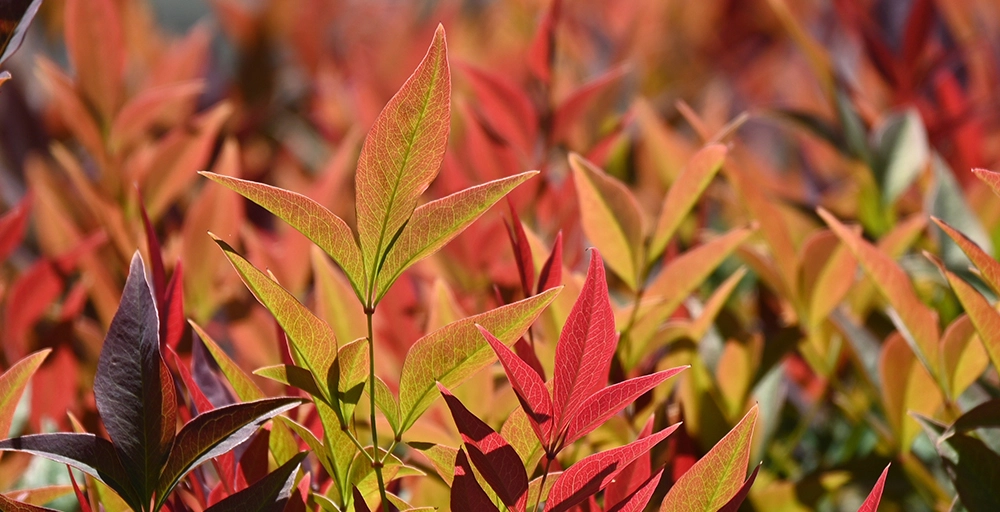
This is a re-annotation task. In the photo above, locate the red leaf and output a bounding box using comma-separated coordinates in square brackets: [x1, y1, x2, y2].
[67, 467, 94, 512]
[550, 67, 627, 144]
[451, 449, 501, 512]
[717, 463, 761, 512]
[204, 452, 306, 512]
[139, 197, 167, 310]
[162, 264, 187, 350]
[605, 468, 664, 512]
[458, 63, 538, 156]
[438, 384, 528, 511]
[562, 366, 686, 447]
[528, 0, 561, 84]
[537, 231, 563, 294]
[858, 464, 890, 512]
[506, 201, 536, 298]
[603, 417, 654, 507]
[0, 492, 59, 512]
[513, 337, 546, 381]
[64, 0, 125, 121]
[901, 0, 935, 69]
[552, 250, 616, 434]
[165, 345, 213, 415]
[544, 422, 680, 512]
[0, 193, 31, 263]
[479, 325, 554, 448]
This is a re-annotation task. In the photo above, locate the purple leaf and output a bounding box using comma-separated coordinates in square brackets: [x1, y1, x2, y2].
[204, 452, 306, 512]
[0, 0, 42, 65]
[451, 449, 501, 512]
[94, 252, 176, 503]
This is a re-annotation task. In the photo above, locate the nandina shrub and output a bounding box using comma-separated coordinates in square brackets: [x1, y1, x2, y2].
[3, 0, 1000, 511]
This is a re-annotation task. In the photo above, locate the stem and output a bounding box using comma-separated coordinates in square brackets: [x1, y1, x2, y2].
[533, 454, 555, 512]
[365, 306, 391, 512]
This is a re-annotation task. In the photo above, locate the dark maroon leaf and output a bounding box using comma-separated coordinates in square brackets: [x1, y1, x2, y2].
[94, 252, 176, 503]
[204, 452, 306, 512]
[156, 398, 303, 503]
[536, 231, 563, 295]
[450, 449, 500, 512]
[162, 264, 186, 350]
[353, 487, 373, 512]
[0, 0, 42, 65]
[717, 463, 761, 512]
[438, 384, 528, 511]
[506, 201, 535, 298]
[0, 433, 140, 509]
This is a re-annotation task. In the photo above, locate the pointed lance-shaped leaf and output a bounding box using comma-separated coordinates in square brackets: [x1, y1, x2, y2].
[479, 325, 553, 448]
[204, 452, 307, 512]
[438, 384, 528, 511]
[0, 434, 140, 510]
[605, 469, 664, 512]
[0, 193, 31, 264]
[660, 404, 759, 512]
[649, 144, 728, 262]
[973, 168, 1000, 199]
[506, 200, 536, 298]
[451, 449, 501, 512]
[857, 464, 890, 512]
[0, 493, 60, 512]
[356, 24, 451, 289]
[94, 252, 175, 503]
[397, 287, 559, 433]
[156, 397, 303, 503]
[569, 154, 644, 290]
[0, 0, 41, 66]
[552, 250, 616, 433]
[374, 172, 537, 302]
[717, 463, 761, 512]
[200, 172, 367, 299]
[0, 349, 50, 438]
[191, 321, 266, 402]
[213, 236, 336, 403]
[562, 366, 687, 447]
[932, 217, 1000, 295]
[537, 231, 563, 294]
[545, 423, 680, 512]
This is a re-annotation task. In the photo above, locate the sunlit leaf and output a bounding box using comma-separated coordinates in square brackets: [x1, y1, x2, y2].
[857, 464, 889, 512]
[0, 349, 50, 438]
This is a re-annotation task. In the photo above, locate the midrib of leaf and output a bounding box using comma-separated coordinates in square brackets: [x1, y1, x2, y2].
[706, 438, 742, 509]
[368, 62, 441, 302]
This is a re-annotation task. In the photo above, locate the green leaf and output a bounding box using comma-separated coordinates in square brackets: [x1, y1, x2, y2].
[253, 365, 325, 399]
[204, 452, 307, 512]
[191, 321, 265, 402]
[397, 287, 560, 434]
[660, 404, 759, 512]
[872, 108, 928, 205]
[156, 398, 303, 504]
[93, 253, 175, 505]
[0, 349, 50, 438]
[648, 144, 727, 262]
[569, 153, 644, 290]
[372, 376, 401, 436]
[214, 236, 337, 404]
[356, 25, 451, 297]
[374, 172, 537, 302]
[200, 172, 366, 299]
[928, 155, 993, 272]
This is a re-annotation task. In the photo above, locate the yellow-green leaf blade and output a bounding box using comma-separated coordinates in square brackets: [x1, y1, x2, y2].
[397, 287, 560, 434]
[375, 171, 537, 302]
[0, 349, 50, 438]
[649, 144, 727, 262]
[933, 217, 1000, 295]
[200, 172, 366, 300]
[213, 236, 336, 404]
[660, 405, 759, 512]
[356, 25, 451, 292]
[190, 321, 265, 402]
[931, 256, 1000, 374]
[569, 153, 644, 290]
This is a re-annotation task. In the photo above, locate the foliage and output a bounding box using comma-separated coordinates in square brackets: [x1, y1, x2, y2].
[3, 0, 1000, 510]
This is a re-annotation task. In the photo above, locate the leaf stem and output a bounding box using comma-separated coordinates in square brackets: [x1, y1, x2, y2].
[533, 453, 555, 512]
[366, 305, 390, 512]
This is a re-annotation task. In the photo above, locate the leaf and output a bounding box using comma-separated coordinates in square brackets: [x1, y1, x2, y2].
[660, 404, 759, 512]
[352, 487, 372, 512]
[973, 168, 1000, 198]
[156, 398, 303, 503]
[201, 173, 366, 299]
[545, 423, 680, 512]
[857, 464, 890, 512]
[0, 0, 42, 65]
[716, 463, 760, 512]
[204, 452, 307, 512]
[397, 287, 559, 433]
[872, 109, 928, 205]
[253, 365, 325, 400]
[933, 217, 1000, 295]
[0, 434, 139, 510]
[552, 250, 617, 436]
[913, 415, 1000, 512]
[537, 231, 563, 294]
[438, 384, 528, 511]
[570, 154, 644, 290]
[818, 208, 941, 380]
[374, 172, 537, 302]
[927, 253, 1000, 377]
[605, 469, 664, 512]
[0, 493, 59, 512]
[110, 80, 205, 150]
[649, 144, 728, 261]
[563, 367, 686, 446]
[64, 0, 125, 121]
[527, 0, 560, 83]
[451, 449, 501, 512]
[356, 25, 451, 292]
[373, 376, 400, 436]
[93, 253, 175, 503]
[191, 321, 266, 402]
[928, 155, 993, 272]
[458, 63, 538, 156]
[214, 237, 336, 403]
[551, 67, 627, 144]
[479, 325, 553, 448]
[0, 349, 50, 438]
[507, 202, 536, 298]
[0, 193, 31, 263]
